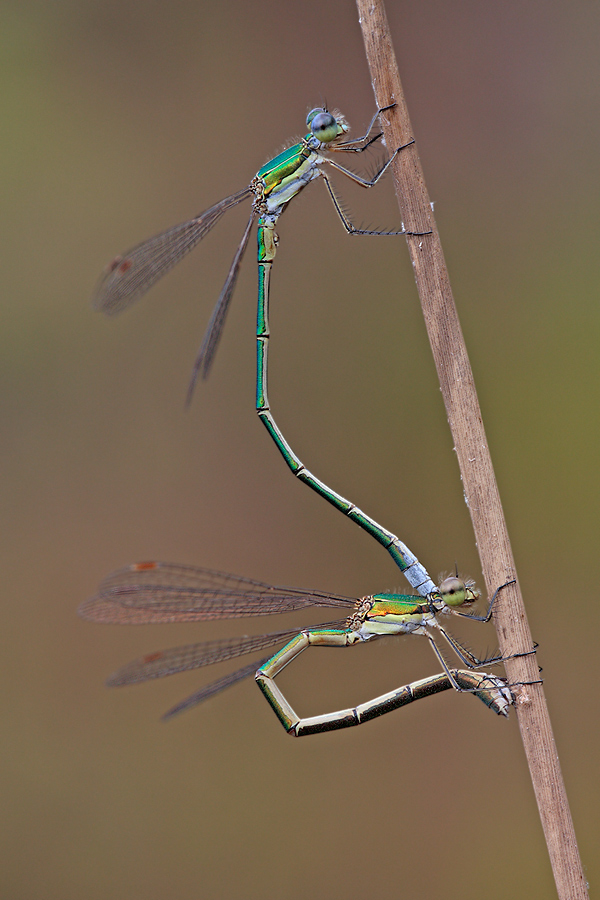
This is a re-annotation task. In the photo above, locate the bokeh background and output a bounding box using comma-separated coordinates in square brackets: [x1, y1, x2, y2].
[2, 1, 598, 897]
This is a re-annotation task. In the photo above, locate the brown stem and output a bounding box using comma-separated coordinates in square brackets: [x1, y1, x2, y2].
[354, 2, 588, 898]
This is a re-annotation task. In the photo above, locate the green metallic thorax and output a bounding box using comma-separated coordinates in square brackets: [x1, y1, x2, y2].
[369, 593, 429, 618]
[355, 593, 435, 636]
[254, 139, 321, 214]
[256, 142, 311, 192]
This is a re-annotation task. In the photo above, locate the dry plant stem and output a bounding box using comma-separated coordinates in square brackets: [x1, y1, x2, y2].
[355, 2, 588, 898]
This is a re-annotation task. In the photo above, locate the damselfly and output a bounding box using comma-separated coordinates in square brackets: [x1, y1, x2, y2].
[79, 561, 512, 735]
[93, 105, 429, 402]
[93, 106, 443, 594]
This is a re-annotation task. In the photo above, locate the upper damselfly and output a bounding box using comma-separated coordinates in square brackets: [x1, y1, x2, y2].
[93, 105, 429, 402]
[93, 105, 447, 596]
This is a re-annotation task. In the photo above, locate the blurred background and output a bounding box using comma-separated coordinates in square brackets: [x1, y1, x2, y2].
[2, 1, 598, 897]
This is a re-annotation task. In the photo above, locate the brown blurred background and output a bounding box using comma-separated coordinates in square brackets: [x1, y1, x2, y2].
[2, 1, 598, 897]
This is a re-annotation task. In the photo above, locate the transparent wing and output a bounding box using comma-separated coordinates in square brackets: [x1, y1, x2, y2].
[79, 561, 356, 624]
[93, 187, 253, 315]
[99, 560, 286, 591]
[107, 629, 302, 686]
[186, 208, 255, 402]
[161, 657, 271, 721]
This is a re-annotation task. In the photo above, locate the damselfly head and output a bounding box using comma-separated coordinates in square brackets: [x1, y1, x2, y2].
[306, 108, 349, 144]
[438, 576, 479, 608]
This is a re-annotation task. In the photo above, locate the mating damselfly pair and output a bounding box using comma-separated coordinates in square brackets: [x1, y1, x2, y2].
[82, 105, 514, 734]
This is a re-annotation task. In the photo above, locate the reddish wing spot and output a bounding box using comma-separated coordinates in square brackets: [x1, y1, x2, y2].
[134, 561, 158, 571]
[107, 255, 133, 275]
[142, 652, 164, 663]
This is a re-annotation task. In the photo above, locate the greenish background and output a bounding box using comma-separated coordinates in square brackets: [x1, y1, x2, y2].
[2, 1, 598, 897]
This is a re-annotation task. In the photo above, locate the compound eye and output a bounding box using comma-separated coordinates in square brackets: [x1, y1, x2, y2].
[307, 109, 338, 143]
[306, 108, 322, 127]
[439, 576, 467, 607]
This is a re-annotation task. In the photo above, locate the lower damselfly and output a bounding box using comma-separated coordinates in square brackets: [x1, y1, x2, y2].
[79, 562, 513, 734]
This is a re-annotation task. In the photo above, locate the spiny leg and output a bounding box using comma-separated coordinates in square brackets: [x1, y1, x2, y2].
[457, 579, 516, 623]
[321, 169, 421, 236]
[323, 139, 432, 236]
[424, 633, 465, 691]
[324, 140, 413, 188]
[433, 623, 504, 669]
[452, 578, 539, 666]
[330, 104, 396, 152]
[422, 629, 506, 693]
